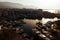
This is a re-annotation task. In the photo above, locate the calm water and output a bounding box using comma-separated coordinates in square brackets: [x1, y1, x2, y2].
[22, 18, 60, 35]
[22, 18, 60, 29]
[23, 18, 60, 25]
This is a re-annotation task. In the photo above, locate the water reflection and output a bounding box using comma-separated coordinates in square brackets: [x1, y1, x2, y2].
[23, 18, 38, 27]
[23, 18, 60, 25]
[42, 17, 60, 24]
[22, 18, 60, 40]
[0, 18, 60, 40]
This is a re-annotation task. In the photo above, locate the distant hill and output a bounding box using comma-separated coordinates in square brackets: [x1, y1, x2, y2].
[0, 2, 37, 9]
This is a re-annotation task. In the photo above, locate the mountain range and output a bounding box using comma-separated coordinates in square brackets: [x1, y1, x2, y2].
[0, 2, 37, 9]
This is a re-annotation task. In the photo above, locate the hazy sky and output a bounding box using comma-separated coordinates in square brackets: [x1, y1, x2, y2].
[0, 0, 60, 10]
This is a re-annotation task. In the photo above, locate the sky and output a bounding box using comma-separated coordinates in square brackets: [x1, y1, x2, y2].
[0, 0, 60, 10]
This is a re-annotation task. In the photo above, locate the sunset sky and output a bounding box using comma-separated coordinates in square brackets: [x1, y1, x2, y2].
[0, 0, 60, 10]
